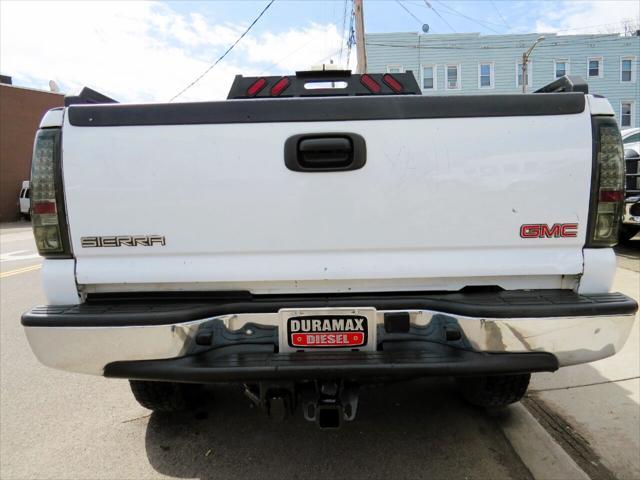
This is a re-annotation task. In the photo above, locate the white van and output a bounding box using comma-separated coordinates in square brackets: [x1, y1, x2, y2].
[18, 180, 30, 220]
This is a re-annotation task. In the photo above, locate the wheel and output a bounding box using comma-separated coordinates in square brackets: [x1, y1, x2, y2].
[619, 225, 640, 243]
[129, 380, 202, 412]
[457, 373, 530, 408]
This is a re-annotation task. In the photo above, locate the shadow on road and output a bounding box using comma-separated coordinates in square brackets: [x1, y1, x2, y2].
[144, 378, 532, 480]
[615, 238, 640, 273]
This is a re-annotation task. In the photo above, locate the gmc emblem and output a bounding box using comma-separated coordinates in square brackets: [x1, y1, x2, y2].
[520, 223, 578, 238]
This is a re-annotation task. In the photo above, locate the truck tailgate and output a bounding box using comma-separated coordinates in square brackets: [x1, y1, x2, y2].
[62, 95, 592, 293]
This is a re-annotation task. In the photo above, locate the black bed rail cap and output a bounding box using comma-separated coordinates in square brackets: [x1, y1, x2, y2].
[67, 93, 586, 127]
[535, 75, 589, 94]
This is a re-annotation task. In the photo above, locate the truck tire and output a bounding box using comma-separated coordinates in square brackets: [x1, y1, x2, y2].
[456, 374, 530, 408]
[129, 380, 202, 412]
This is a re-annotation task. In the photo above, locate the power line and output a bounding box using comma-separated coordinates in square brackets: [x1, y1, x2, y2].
[365, 35, 635, 51]
[432, 0, 503, 33]
[408, 8, 633, 36]
[395, 0, 424, 26]
[368, 36, 631, 50]
[313, 47, 344, 67]
[169, 0, 276, 102]
[395, 2, 634, 36]
[346, 4, 356, 68]
[260, 37, 318, 76]
[423, 1, 456, 33]
[553, 21, 639, 33]
[365, 32, 625, 46]
[489, 0, 509, 30]
[409, 0, 505, 29]
[339, 0, 350, 64]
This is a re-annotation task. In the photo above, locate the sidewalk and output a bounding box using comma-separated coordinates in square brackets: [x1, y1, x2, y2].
[0, 221, 32, 239]
[529, 249, 640, 480]
[0, 220, 31, 229]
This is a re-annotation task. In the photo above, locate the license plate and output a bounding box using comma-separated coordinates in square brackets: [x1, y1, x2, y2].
[278, 308, 377, 353]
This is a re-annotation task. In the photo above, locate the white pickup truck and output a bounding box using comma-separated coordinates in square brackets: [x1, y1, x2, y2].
[23, 71, 637, 429]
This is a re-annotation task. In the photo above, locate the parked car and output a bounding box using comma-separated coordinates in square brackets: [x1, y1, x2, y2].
[622, 145, 640, 241]
[21, 73, 637, 429]
[622, 127, 640, 148]
[18, 180, 30, 220]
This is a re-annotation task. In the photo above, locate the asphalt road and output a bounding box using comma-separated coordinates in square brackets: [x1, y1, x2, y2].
[0, 223, 636, 479]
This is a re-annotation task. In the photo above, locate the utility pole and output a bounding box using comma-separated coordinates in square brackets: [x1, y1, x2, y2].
[521, 36, 545, 93]
[354, 0, 367, 73]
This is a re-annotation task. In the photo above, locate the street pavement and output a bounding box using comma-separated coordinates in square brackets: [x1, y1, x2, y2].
[0, 222, 638, 479]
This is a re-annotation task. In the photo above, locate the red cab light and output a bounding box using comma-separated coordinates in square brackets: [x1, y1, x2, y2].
[360, 74, 381, 94]
[270, 77, 290, 96]
[382, 74, 403, 93]
[247, 78, 267, 97]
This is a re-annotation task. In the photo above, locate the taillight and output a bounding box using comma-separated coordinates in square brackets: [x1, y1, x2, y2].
[587, 117, 625, 247]
[382, 74, 403, 93]
[246, 78, 267, 97]
[30, 128, 72, 258]
[270, 77, 290, 96]
[360, 74, 381, 94]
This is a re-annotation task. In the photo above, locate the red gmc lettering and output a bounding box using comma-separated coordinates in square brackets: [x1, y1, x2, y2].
[561, 224, 578, 237]
[520, 223, 578, 238]
[520, 224, 541, 238]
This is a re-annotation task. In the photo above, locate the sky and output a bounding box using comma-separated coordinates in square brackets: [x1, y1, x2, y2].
[1, 0, 638, 103]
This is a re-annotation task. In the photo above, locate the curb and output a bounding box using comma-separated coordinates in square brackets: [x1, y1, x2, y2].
[496, 403, 590, 480]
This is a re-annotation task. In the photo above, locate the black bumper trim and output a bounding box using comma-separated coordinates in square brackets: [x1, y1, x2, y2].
[104, 345, 559, 383]
[22, 290, 638, 327]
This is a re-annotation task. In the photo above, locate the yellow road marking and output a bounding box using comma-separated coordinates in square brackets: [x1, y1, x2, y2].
[0, 264, 42, 278]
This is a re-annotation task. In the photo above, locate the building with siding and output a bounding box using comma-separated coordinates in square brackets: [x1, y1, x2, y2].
[365, 32, 640, 128]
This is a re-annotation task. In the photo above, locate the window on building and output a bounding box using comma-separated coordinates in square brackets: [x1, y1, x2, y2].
[421, 65, 436, 90]
[386, 65, 403, 74]
[554, 60, 568, 78]
[588, 57, 603, 78]
[478, 63, 494, 88]
[446, 64, 460, 90]
[516, 61, 532, 87]
[621, 57, 635, 83]
[621, 101, 635, 128]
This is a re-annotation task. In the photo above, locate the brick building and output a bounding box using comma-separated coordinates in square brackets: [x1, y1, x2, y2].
[0, 81, 64, 221]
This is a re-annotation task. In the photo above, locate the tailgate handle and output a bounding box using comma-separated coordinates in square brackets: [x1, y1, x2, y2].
[300, 138, 351, 166]
[284, 133, 366, 172]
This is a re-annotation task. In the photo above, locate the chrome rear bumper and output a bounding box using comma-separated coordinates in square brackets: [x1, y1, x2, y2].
[23, 308, 636, 376]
